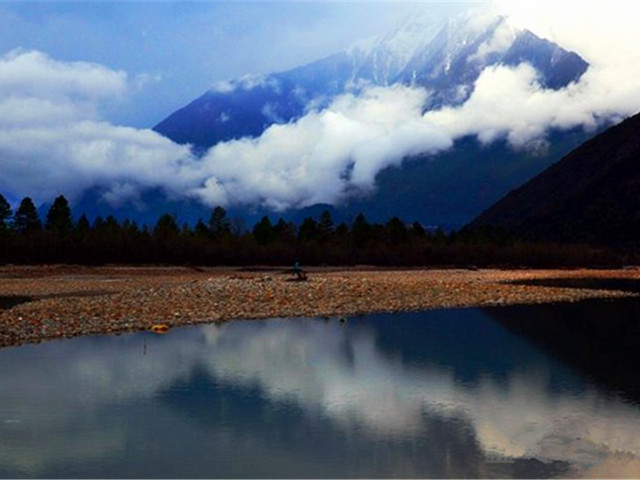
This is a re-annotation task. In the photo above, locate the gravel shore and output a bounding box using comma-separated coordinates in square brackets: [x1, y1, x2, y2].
[0, 265, 638, 349]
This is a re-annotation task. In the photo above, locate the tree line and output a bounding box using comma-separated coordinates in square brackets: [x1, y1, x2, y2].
[0, 192, 624, 267]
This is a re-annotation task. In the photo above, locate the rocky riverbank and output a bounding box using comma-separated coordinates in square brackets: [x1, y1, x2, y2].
[0, 265, 638, 349]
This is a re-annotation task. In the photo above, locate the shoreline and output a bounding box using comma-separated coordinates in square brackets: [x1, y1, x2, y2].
[0, 265, 638, 349]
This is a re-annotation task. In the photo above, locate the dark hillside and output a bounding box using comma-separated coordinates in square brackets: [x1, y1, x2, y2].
[470, 112, 640, 247]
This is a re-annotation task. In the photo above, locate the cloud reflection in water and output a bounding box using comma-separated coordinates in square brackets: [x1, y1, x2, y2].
[0, 308, 639, 477]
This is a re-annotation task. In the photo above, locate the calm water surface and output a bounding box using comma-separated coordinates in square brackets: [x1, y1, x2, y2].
[1, 298, 640, 478]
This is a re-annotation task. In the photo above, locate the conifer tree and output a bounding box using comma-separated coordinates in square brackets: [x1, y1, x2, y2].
[0, 193, 11, 231]
[208, 206, 231, 238]
[318, 210, 335, 242]
[273, 218, 296, 243]
[410, 221, 426, 237]
[194, 219, 209, 237]
[351, 213, 372, 247]
[253, 216, 275, 245]
[75, 214, 91, 235]
[154, 214, 179, 241]
[122, 219, 140, 236]
[385, 217, 409, 243]
[13, 197, 41, 234]
[298, 217, 319, 242]
[45, 195, 74, 236]
[104, 216, 121, 236]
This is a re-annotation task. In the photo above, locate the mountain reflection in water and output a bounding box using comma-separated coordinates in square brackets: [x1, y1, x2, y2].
[1, 303, 640, 478]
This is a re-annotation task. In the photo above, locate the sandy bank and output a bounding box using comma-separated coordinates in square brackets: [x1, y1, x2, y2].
[0, 265, 638, 349]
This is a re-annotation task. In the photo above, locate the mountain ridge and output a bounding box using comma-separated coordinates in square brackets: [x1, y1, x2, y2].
[82, 10, 594, 229]
[469, 111, 640, 246]
[154, 12, 587, 149]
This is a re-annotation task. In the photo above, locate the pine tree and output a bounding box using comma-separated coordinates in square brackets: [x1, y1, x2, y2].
[351, 213, 372, 248]
[122, 219, 140, 236]
[208, 206, 231, 239]
[0, 193, 12, 231]
[318, 210, 335, 242]
[194, 219, 209, 237]
[45, 195, 74, 236]
[253, 216, 275, 245]
[75, 214, 91, 234]
[410, 221, 426, 238]
[104, 216, 122, 236]
[385, 217, 409, 243]
[273, 218, 296, 243]
[13, 197, 42, 234]
[335, 222, 349, 238]
[298, 217, 319, 242]
[153, 214, 179, 241]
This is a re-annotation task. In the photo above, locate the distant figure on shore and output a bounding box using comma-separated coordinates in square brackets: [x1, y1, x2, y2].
[293, 261, 307, 281]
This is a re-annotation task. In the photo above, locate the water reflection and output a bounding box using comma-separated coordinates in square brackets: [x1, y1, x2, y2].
[0, 304, 639, 478]
[487, 297, 640, 403]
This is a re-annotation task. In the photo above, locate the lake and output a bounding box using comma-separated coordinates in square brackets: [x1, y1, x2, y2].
[1, 296, 640, 478]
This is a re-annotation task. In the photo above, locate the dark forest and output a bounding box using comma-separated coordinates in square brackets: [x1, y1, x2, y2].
[0, 193, 626, 268]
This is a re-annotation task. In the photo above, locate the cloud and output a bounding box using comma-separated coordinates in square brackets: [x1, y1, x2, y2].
[2, 317, 640, 476]
[1, 1, 640, 213]
[189, 85, 453, 210]
[0, 49, 194, 204]
[0, 49, 127, 102]
[468, 16, 518, 63]
[187, 56, 640, 210]
[424, 58, 640, 148]
[0, 121, 195, 203]
[496, 0, 640, 68]
[210, 79, 235, 94]
[210, 74, 280, 94]
[178, 2, 640, 211]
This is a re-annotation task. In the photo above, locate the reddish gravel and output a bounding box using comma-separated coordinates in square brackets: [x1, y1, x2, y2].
[0, 265, 638, 349]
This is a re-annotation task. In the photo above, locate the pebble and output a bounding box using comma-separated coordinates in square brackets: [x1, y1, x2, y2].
[0, 266, 637, 349]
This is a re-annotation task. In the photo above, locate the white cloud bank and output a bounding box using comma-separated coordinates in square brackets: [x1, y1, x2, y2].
[1, 1, 640, 211]
[0, 50, 196, 205]
[190, 36, 640, 210]
[189, 86, 452, 210]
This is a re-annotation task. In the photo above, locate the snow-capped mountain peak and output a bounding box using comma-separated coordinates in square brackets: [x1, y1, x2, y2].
[340, 7, 583, 106]
[155, 10, 588, 147]
[344, 7, 445, 86]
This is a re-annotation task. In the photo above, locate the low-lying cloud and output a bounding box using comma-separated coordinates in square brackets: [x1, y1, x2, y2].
[0, 49, 195, 204]
[424, 61, 640, 147]
[189, 86, 453, 210]
[188, 50, 640, 210]
[1, 1, 640, 212]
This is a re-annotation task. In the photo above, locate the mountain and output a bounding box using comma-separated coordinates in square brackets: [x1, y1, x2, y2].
[67, 124, 596, 231]
[469, 111, 640, 247]
[154, 13, 588, 149]
[394, 16, 587, 108]
[90, 10, 591, 229]
[340, 128, 597, 229]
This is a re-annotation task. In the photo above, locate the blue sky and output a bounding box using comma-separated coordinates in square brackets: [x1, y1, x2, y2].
[0, 1, 468, 127]
[1, 1, 639, 209]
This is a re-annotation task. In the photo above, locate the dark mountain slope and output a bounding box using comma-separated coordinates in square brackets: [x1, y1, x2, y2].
[66, 127, 596, 230]
[500, 30, 588, 90]
[470, 111, 640, 246]
[153, 52, 357, 148]
[351, 128, 596, 228]
[147, 13, 590, 230]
